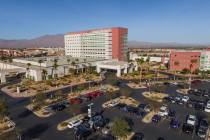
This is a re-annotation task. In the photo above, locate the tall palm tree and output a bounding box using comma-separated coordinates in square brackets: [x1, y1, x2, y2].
[52, 59, 58, 79]
[38, 59, 43, 70]
[136, 58, 144, 85]
[146, 56, 150, 72]
[173, 61, 179, 80]
[26, 63, 31, 79]
[42, 69, 48, 80]
[189, 59, 197, 89]
[70, 61, 76, 75]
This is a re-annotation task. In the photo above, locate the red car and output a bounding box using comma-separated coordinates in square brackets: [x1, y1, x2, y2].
[85, 91, 102, 99]
[69, 98, 82, 104]
[191, 80, 201, 84]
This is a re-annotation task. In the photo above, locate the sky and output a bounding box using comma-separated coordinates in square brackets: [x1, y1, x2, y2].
[0, 0, 210, 44]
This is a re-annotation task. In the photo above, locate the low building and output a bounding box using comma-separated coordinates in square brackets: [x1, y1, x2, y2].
[129, 52, 169, 64]
[96, 60, 138, 77]
[0, 56, 105, 82]
[169, 51, 201, 72]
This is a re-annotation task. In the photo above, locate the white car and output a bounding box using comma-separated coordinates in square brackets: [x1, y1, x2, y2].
[182, 96, 189, 102]
[170, 82, 178, 86]
[158, 106, 169, 117]
[205, 100, 210, 112]
[187, 115, 196, 126]
[67, 119, 83, 128]
[109, 100, 120, 107]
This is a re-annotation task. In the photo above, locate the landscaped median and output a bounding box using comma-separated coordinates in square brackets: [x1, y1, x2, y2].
[102, 96, 140, 108]
[141, 91, 167, 123]
[142, 111, 156, 123]
[176, 89, 189, 95]
[0, 117, 15, 135]
[126, 82, 146, 89]
[57, 113, 87, 131]
[142, 91, 168, 103]
[26, 104, 53, 118]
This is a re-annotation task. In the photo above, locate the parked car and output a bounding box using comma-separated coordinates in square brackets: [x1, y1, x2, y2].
[168, 110, 176, 119]
[194, 101, 205, 111]
[186, 115, 196, 126]
[131, 132, 144, 140]
[197, 119, 209, 138]
[68, 119, 83, 128]
[152, 115, 161, 123]
[101, 122, 113, 135]
[192, 80, 201, 84]
[182, 96, 190, 103]
[157, 137, 165, 140]
[205, 100, 210, 112]
[91, 115, 106, 130]
[51, 103, 66, 111]
[115, 103, 126, 111]
[85, 91, 103, 99]
[138, 103, 152, 112]
[170, 118, 180, 129]
[182, 123, 194, 134]
[163, 96, 174, 104]
[74, 122, 92, 140]
[158, 105, 169, 117]
[70, 98, 83, 105]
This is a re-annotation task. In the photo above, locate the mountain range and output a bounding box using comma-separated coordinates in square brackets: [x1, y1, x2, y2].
[0, 34, 209, 49]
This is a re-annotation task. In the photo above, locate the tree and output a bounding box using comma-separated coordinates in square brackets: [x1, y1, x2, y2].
[42, 69, 48, 80]
[55, 90, 64, 101]
[111, 117, 131, 139]
[38, 59, 43, 70]
[136, 58, 144, 85]
[52, 59, 58, 79]
[32, 92, 46, 110]
[0, 98, 8, 120]
[173, 61, 179, 80]
[26, 63, 31, 79]
[189, 59, 198, 89]
[145, 56, 150, 72]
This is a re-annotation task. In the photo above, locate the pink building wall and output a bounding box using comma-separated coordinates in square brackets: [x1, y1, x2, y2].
[169, 51, 201, 72]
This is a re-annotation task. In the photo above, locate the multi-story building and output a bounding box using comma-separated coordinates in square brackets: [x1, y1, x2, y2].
[200, 50, 210, 71]
[169, 51, 201, 72]
[64, 27, 128, 61]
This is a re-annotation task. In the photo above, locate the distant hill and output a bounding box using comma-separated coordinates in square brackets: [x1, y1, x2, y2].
[128, 41, 209, 49]
[0, 34, 209, 49]
[0, 34, 64, 48]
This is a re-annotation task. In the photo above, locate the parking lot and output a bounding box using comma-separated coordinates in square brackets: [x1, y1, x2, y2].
[1, 73, 210, 140]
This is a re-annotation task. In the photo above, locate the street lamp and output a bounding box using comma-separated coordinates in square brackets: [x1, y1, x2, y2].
[87, 103, 93, 118]
[88, 103, 94, 128]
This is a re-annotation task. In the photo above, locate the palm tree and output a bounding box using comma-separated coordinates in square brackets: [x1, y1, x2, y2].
[146, 56, 150, 72]
[173, 61, 179, 80]
[26, 63, 31, 79]
[42, 69, 48, 80]
[67, 58, 71, 65]
[70, 61, 76, 75]
[0, 98, 8, 120]
[52, 59, 58, 79]
[8, 57, 13, 64]
[189, 59, 198, 89]
[38, 59, 43, 70]
[136, 58, 144, 85]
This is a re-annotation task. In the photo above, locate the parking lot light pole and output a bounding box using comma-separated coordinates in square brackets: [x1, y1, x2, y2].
[88, 103, 94, 128]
